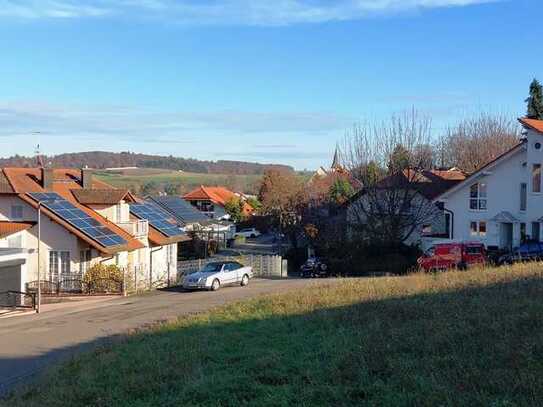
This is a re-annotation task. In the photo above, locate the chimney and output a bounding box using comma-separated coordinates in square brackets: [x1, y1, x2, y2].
[42, 168, 54, 190]
[81, 168, 93, 189]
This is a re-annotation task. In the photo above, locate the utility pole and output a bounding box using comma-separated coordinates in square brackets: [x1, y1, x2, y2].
[36, 202, 41, 314]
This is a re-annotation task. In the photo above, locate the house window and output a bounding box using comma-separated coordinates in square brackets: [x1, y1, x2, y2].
[422, 224, 432, 235]
[521, 223, 527, 242]
[49, 251, 70, 281]
[520, 183, 527, 211]
[532, 222, 540, 242]
[533, 164, 541, 193]
[79, 249, 92, 274]
[11, 205, 23, 220]
[469, 183, 487, 210]
[470, 221, 486, 237]
[479, 221, 487, 237]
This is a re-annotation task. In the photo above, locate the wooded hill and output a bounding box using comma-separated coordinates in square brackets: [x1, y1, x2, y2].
[0, 151, 294, 175]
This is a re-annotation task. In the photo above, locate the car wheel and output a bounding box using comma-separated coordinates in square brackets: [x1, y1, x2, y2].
[241, 274, 249, 286]
[211, 279, 220, 291]
[250, 234, 256, 238]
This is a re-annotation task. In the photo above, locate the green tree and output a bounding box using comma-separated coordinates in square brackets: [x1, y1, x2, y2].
[246, 197, 262, 212]
[224, 197, 245, 223]
[141, 181, 160, 196]
[387, 144, 410, 174]
[329, 178, 354, 205]
[526, 78, 543, 120]
[164, 182, 180, 196]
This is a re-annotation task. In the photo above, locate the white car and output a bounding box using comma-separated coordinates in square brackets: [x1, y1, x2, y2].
[183, 261, 254, 291]
[234, 228, 261, 238]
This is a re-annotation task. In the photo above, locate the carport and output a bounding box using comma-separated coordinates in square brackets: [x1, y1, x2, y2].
[0, 249, 29, 307]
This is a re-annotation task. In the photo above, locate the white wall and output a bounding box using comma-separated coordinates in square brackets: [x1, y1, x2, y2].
[150, 243, 177, 288]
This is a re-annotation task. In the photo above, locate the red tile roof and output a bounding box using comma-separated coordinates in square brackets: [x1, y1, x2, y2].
[0, 221, 34, 239]
[350, 168, 467, 203]
[519, 117, 543, 134]
[0, 170, 15, 194]
[2, 168, 143, 254]
[184, 186, 254, 216]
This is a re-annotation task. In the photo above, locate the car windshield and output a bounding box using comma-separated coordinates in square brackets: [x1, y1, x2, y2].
[201, 263, 224, 273]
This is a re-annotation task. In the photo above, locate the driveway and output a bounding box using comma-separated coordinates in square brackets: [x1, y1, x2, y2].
[0, 277, 336, 395]
[229, 233, 285, 255]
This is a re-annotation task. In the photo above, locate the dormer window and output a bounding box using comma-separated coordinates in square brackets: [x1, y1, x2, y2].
[469, 183, 487, 210]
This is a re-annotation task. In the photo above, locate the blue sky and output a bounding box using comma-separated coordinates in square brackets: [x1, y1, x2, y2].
[0, 0, 541, 170]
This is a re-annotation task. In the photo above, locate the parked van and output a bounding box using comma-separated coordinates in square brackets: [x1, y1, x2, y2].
[417, 242, 486, 272]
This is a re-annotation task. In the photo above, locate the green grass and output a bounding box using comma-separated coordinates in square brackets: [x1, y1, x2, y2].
[95, 169, 263, 194]
[5, 264, 543, 406]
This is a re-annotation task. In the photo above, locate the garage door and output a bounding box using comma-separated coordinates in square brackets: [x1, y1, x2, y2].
[0, 264, 22, 292]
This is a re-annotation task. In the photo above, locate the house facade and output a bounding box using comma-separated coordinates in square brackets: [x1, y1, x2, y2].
[347, 168, 466, 246]
[435, 118, 543, 250]
[0, 168, 187, 295]
[184, 186, 253, 220]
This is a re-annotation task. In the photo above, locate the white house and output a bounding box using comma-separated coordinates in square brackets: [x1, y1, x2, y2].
[434, 118, 543, 250]
[346, 168, 466, 246]
[0, 167, 188, 297]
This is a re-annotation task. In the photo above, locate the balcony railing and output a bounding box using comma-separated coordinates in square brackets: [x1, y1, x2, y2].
[117, 220, 148, 238]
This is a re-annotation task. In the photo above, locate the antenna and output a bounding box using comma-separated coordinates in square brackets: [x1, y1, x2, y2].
[35, 143, 44, 168]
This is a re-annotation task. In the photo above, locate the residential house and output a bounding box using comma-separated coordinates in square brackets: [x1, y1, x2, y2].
[149, 195, 235, 246]
[184, 186, 254, 220]
[0, 167, 187, 295]
[434, 118, 543, 250]
[346, 168, 466, 246]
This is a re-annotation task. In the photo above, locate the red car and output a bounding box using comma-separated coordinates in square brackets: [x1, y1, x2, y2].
[417, 242, 486, 272]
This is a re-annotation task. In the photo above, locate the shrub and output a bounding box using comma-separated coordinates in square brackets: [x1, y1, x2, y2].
[83, 264, 123, 294]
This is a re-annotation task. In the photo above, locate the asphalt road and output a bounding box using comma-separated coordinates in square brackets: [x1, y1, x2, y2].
[0, 277, 334, 395]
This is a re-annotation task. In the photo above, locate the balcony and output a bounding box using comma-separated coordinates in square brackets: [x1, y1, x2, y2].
[117, 220, 148, 238]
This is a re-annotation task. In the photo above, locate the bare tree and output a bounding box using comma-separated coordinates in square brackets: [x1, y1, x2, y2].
[343, 109, 441, 245]
[435, 113, 520, 173]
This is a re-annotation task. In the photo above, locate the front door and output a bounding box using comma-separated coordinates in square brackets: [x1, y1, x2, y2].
[500, 223, 513, 249]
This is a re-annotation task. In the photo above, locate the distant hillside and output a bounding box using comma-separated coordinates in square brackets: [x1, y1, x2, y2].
[0, 151, 294, 175]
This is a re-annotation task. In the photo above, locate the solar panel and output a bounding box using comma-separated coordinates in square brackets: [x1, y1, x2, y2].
[150, 196, 209, 224]
[129, 201, 185, 237]
[28, 192, 127, 247]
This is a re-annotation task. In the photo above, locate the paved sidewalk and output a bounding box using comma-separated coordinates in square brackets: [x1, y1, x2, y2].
[0, 278, 336, 395]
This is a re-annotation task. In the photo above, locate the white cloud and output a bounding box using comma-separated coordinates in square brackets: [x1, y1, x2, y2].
[0, 101, 352, 168]
[0, 0, 500, 24]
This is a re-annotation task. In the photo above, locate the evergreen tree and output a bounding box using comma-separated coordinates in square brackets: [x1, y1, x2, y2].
[387, 144, 410, 174]
[526, 78, 543, 120]
[329, 178, 354, 205]
[224, 197, 245, 223]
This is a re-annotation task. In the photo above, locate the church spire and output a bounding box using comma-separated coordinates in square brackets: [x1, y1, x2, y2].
[331, 143, 341, 169]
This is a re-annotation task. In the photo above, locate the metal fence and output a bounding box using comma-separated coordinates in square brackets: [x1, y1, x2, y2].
[0, 290, 36, 309]
[177, 254, 287, 283]
[26, 274, 123, 296]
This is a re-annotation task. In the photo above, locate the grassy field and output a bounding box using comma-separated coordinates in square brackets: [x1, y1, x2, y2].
[5, 264, 543, 406]
[95, 169, 263, 194]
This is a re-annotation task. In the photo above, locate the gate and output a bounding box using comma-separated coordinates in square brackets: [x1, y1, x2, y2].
[0, 290, 36, 310]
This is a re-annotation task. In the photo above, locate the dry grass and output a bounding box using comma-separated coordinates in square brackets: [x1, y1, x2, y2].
[4, 264, 543, 406]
